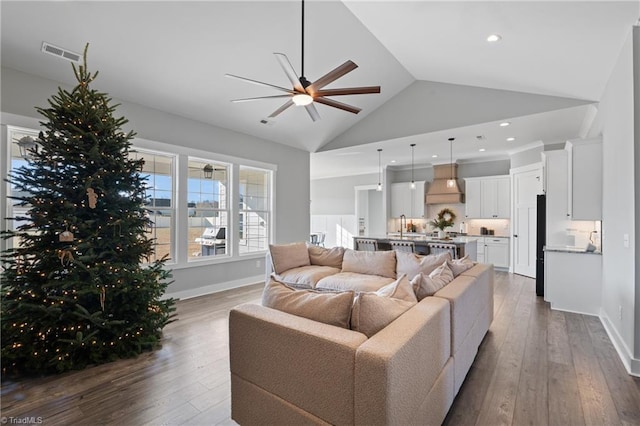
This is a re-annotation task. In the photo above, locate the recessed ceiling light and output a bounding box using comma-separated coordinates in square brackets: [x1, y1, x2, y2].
[479, 148, 486, 152]
[506, 137, 516, 142]
[487, 34, 502, 43]
[499, 122, 510, 127]
[432, 154, 438, 158]
[390, 160, 396, 163]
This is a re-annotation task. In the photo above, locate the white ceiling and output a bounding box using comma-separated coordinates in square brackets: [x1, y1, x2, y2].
[2, 1, 639, 180]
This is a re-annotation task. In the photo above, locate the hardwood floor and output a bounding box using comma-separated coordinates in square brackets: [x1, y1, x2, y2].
[2, 272, 639, 425]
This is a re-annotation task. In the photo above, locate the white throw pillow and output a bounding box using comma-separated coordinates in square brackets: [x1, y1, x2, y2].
[410, 261, 455, 301]
[447, 255, 475, 277]
[349, 273, 417, 337]
[374, 274, 417, 302]
[396, 251, 452, 281]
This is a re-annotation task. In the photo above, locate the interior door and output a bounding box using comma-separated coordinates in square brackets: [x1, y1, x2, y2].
[512, 165, 543, 277]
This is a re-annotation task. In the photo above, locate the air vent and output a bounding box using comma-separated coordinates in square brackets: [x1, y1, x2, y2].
[41, 42, 81, 63]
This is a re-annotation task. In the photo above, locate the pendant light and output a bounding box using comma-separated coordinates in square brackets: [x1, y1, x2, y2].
[410, 143, 416, 190]
[377, 148, 383, 191]
[447, 138, 456, 188]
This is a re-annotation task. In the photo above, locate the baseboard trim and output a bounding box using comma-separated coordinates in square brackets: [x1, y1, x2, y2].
[163, 275, 264, 301]
[599, 312, 640, 377]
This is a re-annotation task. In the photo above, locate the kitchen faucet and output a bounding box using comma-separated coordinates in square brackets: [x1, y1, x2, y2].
[400, 214, 406, 239]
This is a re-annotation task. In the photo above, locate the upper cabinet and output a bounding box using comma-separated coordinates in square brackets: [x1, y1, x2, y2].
[390, 181, 425, 218]
[464, 176, 510, 219]
[565, 138, 602, 220]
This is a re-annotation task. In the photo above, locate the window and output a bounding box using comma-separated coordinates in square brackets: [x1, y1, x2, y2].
[6, 127, 40, 250]
[130, 150, 176, 263]
[188, 159, 229, 260]
[239, 166, 271, 254]
[4, 126, 274, 267]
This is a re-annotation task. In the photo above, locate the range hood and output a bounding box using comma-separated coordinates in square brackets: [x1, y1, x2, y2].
[426, 164, 464, 204]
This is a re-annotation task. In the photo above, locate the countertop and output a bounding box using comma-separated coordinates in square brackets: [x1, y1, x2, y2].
[360, 235, 479, 244]
[544, 245, 602, 255]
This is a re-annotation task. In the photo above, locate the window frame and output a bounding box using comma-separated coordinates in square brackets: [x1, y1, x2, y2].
[2, 127, 276, 271]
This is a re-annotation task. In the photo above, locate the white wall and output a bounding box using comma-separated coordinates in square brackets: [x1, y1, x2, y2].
[588, 27, 639, 374]
[1, 67, 310, 299]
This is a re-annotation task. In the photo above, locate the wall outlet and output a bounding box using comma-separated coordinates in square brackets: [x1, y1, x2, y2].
[619, 305, 623, 321]
[256, 260, 261, 268]
[623, 234, 630, 248]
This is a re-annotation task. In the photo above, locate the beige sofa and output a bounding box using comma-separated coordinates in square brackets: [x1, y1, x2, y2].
[230, 244, 494, 425]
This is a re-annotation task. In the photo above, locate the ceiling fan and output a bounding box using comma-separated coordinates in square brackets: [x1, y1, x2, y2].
[225, 0, 381, 122]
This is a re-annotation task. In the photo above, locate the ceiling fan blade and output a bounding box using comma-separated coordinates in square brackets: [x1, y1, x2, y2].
[314, 97, 361, 114]
[307, 60, 358, 94]
[231, 95, 292, 103]
[225, 74, 295, 94]
[314, 86, 381, 97]
[274, 53, 305, 92]
[305, 103, 321, 122]
[268, 99, 295, 118]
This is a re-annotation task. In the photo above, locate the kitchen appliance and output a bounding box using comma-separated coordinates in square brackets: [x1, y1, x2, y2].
[480, 227, 488, 235]
[535, 194, 546, 297]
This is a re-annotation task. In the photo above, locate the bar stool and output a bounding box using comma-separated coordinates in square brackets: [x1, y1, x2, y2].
[427, 242, 458, 259]
[389, 240, 415, 253]
[354, 238, 378, 251]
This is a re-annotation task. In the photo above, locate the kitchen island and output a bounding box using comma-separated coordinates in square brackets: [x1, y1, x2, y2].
[354, 235, 478, 260]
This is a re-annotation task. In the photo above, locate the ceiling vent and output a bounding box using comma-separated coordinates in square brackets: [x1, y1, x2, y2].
[41, 42, 81, 63]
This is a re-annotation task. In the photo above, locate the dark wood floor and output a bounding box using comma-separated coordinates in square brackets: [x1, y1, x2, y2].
[2, 272, 639, 425]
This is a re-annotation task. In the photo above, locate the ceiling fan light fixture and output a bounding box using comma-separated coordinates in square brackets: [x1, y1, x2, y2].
[292, 93, 313, 106]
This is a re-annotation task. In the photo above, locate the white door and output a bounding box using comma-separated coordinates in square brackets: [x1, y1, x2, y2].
[512, 164, 543, 277]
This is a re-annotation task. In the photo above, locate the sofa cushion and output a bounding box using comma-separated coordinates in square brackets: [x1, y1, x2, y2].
[342, 249, 396, 279]
[396, 251, 452, 281]
[275, 265, 341, 289]
[261, 277, 354, 329]
[410, 261, 455, 301]
[307, 245, 345, 269]
[447, 255, 475, 277]
[269, 242, 311, 274]
[351, 291, 416, 338]
[316, 272, 395, 292]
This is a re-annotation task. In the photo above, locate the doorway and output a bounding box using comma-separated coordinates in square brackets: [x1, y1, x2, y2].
[511, 163, 543, 277]
[355, 185, 385, 237]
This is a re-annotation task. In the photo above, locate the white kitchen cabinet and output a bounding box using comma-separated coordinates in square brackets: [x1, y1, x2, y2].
[545, 250, 602, 315]
[464, 179, 482, 219]
[390, 181, 425, 218]
[475, 236, 509, 268]
[565, 137, 602, 220]
[464, 176, 510, 219]
[484, 237, 510, 268]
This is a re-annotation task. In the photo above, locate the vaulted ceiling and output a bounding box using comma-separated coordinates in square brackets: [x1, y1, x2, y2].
[1, 1, 638, 179]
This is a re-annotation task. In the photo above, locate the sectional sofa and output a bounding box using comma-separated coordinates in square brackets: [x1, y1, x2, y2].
[229, 243, 494, 425]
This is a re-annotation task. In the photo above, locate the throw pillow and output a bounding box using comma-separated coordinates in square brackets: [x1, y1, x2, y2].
[269, 242, 311, 275]
[447, 255, 475, 277]
[396, 251, 452, 281]
[351, 287, 417, 338]
[342, 249, 396, 279]
[375, 274, 417, 302]
[410, 261, 455, 301]
[262, 277, 354, 329]
[307, 245, 345, 269]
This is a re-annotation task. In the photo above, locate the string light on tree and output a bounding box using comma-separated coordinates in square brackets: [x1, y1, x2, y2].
[1, 44, 176, 376]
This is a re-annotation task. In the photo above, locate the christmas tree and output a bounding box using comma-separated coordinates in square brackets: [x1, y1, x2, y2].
[1, 45, 176, 376]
